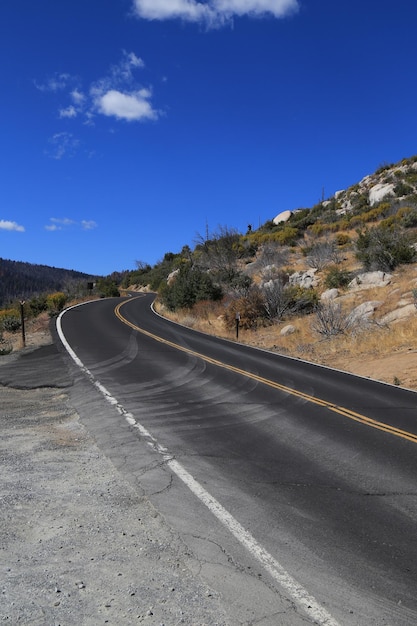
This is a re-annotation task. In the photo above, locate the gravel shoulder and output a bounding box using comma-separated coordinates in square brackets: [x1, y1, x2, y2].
[0, 335, 228, 625]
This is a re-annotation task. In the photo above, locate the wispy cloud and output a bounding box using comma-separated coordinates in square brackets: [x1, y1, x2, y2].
[132, 0, 299, 25]
[90, 51, 159, 122]
[34, 73, 73, 93]
[38, 51, 159, 126]
[81, 220, 98, 230]
[46, 132, 80, 160]
[59, 105, 78, 119]
[0, 220, 25, 232]
[45, 218, 98, 232]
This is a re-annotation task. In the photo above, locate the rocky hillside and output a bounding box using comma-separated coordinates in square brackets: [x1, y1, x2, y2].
[151, 154, 417, 389]
[334, 156, 417, 213]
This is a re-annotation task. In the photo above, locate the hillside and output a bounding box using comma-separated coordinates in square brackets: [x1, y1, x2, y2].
[143, 154, 417, 389]
[0, 258, 95, 307]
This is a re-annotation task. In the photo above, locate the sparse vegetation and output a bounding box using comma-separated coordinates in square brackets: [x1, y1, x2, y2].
[324, 266, 353, 289]
[5, 154, 417, 387]
[355, 225, 416, 271]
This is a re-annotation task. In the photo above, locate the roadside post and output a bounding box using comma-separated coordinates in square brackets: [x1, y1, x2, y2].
[235, 312, 240, 340]
[20, 300, 26, 348]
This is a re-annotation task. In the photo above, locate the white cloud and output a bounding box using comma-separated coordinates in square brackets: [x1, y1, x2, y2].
[126, 52, 145, 69]
[47, 132, 80, 159]
[45, 217, 76, 230]
[0, 220, 25, 232]
[39, 51, 155, 127]
[45, 218, 97, 231]
[59, 105, 78, 119]
[81, 220, 98, 230]
[34, 73, 73, 92]
[132, 0, 214, 22]
[95, 89, 158, 122]
[132, 0, 299, 23]
[71, 89, 85, 105]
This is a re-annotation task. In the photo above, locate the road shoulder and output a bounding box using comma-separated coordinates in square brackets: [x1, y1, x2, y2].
[0, 343, 227, 625]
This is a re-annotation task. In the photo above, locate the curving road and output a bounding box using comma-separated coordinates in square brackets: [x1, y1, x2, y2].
[58, 293, 417, 626]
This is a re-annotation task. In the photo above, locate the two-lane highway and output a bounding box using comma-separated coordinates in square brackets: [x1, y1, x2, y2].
[58, 294, 417, 625]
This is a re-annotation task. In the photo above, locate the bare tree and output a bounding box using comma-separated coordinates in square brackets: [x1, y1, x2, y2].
[194, 225, 241, 279]
[259, 242, 289, 280]
[306, 240, 341, 270]
[261, 275, 294, 321]
[311, 301, 354, 337]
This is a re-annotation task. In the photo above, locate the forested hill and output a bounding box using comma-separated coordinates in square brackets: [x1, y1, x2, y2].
[0, 258, 95, 306]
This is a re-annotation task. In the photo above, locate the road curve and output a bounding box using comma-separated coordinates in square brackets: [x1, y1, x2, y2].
[58, 294, 417, 626]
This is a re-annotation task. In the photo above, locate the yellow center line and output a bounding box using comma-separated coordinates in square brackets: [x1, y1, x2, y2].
[115, 300, 417, 445]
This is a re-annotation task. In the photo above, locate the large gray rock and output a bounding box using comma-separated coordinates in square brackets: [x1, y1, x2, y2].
[369, 183, 395, 206]
[321, 288, 339, 301]
[380, 304, 416, 324]
[348, 271, 392, 291]
[289, 269, 319, 289]
[280, 324, 296, 336]
[273, 210, 292, 224]
[347, 301, 381, 324]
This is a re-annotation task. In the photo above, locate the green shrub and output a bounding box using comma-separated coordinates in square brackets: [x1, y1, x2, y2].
[335, 233, 350, 246]
[394, 182, 414, 197]
[0, 309, 21, 332]
[160, 266, 222, 311]
[0, 340, 12, 355]
[224, 288, 268, 330]
[401, 208, 417, 228]
[355, 225, 416, 271]
[29, 294, 48, 316]
[46, 292, 68, 314]
[324, 266, 353, 289]
[2, 316, 21, 333]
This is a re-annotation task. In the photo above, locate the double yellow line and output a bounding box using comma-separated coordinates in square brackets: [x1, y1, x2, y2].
[115, 299, 417, 445]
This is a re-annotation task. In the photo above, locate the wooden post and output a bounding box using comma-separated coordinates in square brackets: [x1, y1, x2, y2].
[235, 312, 240, 340]
[20, 301, 26, 348]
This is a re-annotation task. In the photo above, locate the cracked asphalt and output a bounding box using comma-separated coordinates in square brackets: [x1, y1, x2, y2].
[0, 335, 312, 626]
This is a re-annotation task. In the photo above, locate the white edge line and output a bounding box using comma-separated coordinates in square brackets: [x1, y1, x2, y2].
[57, 301, 341, 626]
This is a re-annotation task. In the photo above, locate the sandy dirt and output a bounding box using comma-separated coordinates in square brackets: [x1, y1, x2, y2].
[0, 325, 229, 625]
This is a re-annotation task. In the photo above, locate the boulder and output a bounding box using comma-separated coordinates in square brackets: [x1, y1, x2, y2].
[348, 271, 392, 291]
[347, 301, 381, 323]
[369, 183, 395, 206]
[289, 269, 319, 289]
[280, 324, 296, 336]
[380, 304, 416, 324]
[321, 288, 339, 301]
[166, 269, 179, 285]
[273, 210, 292, 225]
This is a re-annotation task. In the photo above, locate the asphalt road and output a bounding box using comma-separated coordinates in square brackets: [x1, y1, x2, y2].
[57, 294, 417, 626]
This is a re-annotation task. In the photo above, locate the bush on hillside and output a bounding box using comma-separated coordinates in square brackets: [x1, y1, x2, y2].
[160, 266, 222, 311]
[46, 292, 68, 315]
[355, 225, 416, 271]
[311, 301, 354, 338]
[324, 266, 353, 289]
[261, 276, 318, 320]
[29, 294, 48, 317]
[224, 288, 268, 330]
[0, 309, 21, 333]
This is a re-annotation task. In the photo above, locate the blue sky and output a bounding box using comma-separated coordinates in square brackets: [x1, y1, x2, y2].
[1, 0, 417, 276]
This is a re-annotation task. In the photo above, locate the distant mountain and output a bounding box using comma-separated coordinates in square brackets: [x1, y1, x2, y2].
[0, 258, 96, 307]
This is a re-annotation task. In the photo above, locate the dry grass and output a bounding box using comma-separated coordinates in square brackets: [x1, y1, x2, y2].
[156, 263, 417, 390]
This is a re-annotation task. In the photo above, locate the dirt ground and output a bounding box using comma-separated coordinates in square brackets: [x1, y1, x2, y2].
[0, 323, 229, 625]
